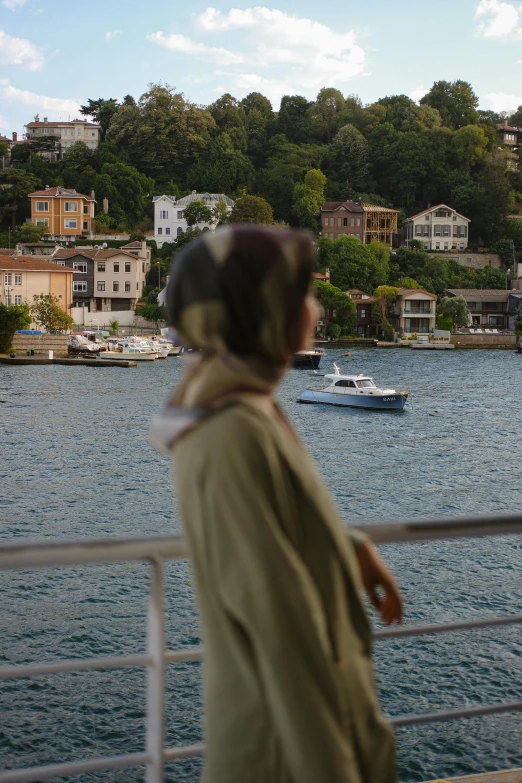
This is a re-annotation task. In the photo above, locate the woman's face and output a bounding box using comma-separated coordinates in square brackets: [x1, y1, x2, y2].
[297, 294, 320, 352]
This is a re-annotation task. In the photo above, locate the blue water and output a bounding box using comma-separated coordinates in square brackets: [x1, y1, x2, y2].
[1, 347, 521, 782]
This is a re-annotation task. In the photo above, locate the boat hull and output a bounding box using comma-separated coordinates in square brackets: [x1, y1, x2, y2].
[293, 352, 323, 369]
[102, 351, 158, 361]
[298, 389, 408, 409]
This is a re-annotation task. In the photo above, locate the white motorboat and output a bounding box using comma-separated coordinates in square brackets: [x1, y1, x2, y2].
[103, 341, 158, 361]
[298, 365, 410, 410]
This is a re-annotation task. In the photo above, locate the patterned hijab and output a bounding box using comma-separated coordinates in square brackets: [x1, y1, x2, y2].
[152, 225, 315, 450]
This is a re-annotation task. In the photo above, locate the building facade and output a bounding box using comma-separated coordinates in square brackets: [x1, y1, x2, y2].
[361, 204, 399, 247]
[404, 204, 470, 251]
[445, 288, 509, 328]
[496, 122, 520, 170]
[153, 192, 235, 247]
[0, 256, 73, 315]
[391, 288, 437, 334]
[28, 187, 96, 240]
[24, 119, 101, 157]
[347, 289, 375, 337]
[53, 250, 96, 310]
[321, 201, 365, 242]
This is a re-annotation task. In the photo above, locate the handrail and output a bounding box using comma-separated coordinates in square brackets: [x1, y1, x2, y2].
[0, 515, 521, 783]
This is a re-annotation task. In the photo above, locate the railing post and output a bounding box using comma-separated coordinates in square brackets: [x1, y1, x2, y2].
[146, 558, 165, 783]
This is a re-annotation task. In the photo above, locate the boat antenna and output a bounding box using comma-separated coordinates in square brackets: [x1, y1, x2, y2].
[333, 363, 340, 374]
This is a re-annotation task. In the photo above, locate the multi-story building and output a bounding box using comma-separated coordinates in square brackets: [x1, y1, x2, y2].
[496, 122, 520, 170]
[445, 288, 509, 329]
[403, 204, 470, 251]
[361, 203, 399, 247]
[153, 192, 235, 247]
[53, 250, 96, 310]
[24, 118, 101, 157]
[0, 255, 73, 315]
[27, 187, 96, 241]
[391, 288, 437, 334]
[321, 201, 365, 242]
[347, 289, 375, 337]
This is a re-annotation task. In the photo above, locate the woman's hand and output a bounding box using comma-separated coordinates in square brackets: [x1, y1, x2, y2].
[355, 539, 404, 626]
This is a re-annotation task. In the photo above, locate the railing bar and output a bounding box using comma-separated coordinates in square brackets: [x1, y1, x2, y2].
[165, 647, 203, 663]
[390, 700, 522, 727]
[146, 558, 165, 783]
[375, 614, 522, 639]
[0, 512, 521, 569]
[0, 654, 152, 679]
[0, 752, 150, 783]
[163, 744, 205, 761]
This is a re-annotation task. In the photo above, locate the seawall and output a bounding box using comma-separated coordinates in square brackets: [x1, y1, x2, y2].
[11, 334, 68, 357]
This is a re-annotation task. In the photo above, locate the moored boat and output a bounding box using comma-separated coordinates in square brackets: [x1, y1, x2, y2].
[293, 349, 324, 369]
[298, 365, 409, 409]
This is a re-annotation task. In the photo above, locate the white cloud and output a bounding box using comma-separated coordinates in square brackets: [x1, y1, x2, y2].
[0, 29, 44, 69]
[481, 91, 522, 111]
[1, 81, 82, 116]
[2, 0, 27, 10]
[410, 85, 427, 103]
[147, 32, 243, 64]
[149, 7, 367, 106]
[105, 30, 121, 41]
[475, 0, 521, 37]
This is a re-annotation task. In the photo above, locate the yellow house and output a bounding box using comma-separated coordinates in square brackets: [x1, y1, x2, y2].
[27, 186, 96, 240]
[0, 255, 73, 322]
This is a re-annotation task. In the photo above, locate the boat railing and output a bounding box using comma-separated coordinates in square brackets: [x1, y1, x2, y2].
[1, 514, 522, 783]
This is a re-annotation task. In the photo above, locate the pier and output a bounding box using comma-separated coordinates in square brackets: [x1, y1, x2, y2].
[0, 356, 137, 367]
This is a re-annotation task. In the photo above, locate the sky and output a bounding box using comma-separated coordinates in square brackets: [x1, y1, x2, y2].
[1, 0, 522, 135]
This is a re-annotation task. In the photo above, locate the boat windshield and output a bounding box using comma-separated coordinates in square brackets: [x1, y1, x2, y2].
[356, 379, 376, 388]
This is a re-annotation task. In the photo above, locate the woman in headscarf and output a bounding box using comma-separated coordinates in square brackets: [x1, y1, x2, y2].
[152, 225, 403, 783]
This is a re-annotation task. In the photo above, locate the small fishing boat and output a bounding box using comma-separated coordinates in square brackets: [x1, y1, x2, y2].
[298, 365, 410, 410]
[103, 341, 159, 361]
[293, 350, 324, 369]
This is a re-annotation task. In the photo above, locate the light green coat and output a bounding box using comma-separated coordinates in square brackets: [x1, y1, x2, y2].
[174, 396, 395, 783]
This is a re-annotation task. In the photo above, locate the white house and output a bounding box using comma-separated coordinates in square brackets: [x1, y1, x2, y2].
[403, 204, 470, 251]
[153, 192, 235, 247]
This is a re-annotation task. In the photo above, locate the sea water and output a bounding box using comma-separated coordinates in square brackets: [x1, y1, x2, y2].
[1, 347, 521, 782]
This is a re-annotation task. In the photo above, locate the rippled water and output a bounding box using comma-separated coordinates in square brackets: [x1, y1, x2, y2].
[1, 348, 521, 782]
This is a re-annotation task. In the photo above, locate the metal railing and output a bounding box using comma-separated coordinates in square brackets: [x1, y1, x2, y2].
[1, 513, 521, 782]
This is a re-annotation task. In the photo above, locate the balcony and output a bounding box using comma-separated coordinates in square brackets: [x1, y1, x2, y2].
[0, 515, 521, 782]
[403, 306, 434, 315]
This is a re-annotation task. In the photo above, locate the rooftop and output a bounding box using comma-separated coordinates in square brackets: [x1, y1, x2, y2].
[25, 120, 101, 128]
[445, 289, 509, 300]
[361, 202, 399, 214]
[176, 192, 235, 207]
[321, 200, 364, 213]
[0, 256, 72, 272]
[28, 187, 95, 200]
[397, 287, 437, 298]
[406, 204, 470, 222]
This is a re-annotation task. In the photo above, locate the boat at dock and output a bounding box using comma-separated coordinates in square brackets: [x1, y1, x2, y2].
[103, 340, 159, 361]
[298, 364, 410, 409]
[293, 349, 324, 368]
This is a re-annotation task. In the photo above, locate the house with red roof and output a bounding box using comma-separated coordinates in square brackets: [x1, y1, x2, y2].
[403, 204, 470, 251]
[28, 187, 96, 240]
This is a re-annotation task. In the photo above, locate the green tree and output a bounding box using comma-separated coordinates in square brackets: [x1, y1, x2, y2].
[452, 125, 489, 171]
[30, 294, 74, 332]
[18, 222, 46, 242]
[183, 200, 212, 227]
[308, 88, 346, 143]
[476, 151, 515, 242]
[0, 303, 31, 353]
[212, 199, 229, 226]
[0, 169, 38, 230]
[329, 124, 371, 191]
[79, 98, 120, 137]
[292, 169, 326, 232]
[314, 280, 356, 334]
[229, 194, 273, 224]
[420, 80, 479, 129]
[319, 235, 389, 292]
[438, 296, 469, 328]
[277, 95, 311, 143]
[509, 105, 522, 126]
[372, 285, 399, 336]
[93, 162, 154, 229]
[60, 142, 96, 193]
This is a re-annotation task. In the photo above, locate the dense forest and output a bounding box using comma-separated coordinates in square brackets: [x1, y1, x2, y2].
[1, 79, 522, 305]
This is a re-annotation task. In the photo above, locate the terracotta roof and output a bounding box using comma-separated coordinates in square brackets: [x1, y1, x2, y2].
[93, 249, 138, 260]
[54, 247, 138, 261]
[26, 120, 100, 128]
[321, 201, 364, 213]
[0, 135, 11, 143]
[313, 272, 329, 280]
[28, 186, 95, 200]
[361, 203, 399, 213]
[397, 287, 437, 299]
[405, 204, 470, 222]
[445, 289, 509, 301]
[121, 241, 143, 248]
[497, 123, 520, 132]
[54, 249, 96, 260]
[0, 256, 73, 272]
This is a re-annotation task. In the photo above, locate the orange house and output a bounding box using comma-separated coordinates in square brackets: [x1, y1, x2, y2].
[28, 186, 96, 240]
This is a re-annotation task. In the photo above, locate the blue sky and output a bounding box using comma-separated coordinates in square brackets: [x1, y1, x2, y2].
[1, 0, 522, 135]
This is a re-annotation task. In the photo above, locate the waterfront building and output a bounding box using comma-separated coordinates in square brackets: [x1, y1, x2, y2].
[445, 288, 509, 329]
[404, 204, 470, 251]
[392, 287, 437, 334]
[27, 187, 96, 241]
[0, 255, 73, 316]
[153, 192, 235, 248]
[347, 288, 375, 337]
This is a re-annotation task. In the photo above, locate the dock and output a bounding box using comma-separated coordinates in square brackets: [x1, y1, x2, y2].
[0, 356, 137, 367]
[423, 768, 522, 782]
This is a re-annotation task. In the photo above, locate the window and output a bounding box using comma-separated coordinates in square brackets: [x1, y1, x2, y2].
[64, 202, 78, 212]
[4, 272, 11, 284]
[443, 225, 450, 236]
[356, 218, 360, 226]
[55, 259, 65, 266]
[350, 217, 355, 227]
[14, 295, 22, 305]
[444, 243, 449, 250]
[64, 219, 77, 229]
[137, 282, 139, 290]
[73, 281, 88, 292]
[415, 225, 422, 236]
[435, 242, 440, 250]
[124, 262, 131, 273]
[125, 281, 131, 292]
[165, 227, 171, 235]
[4, 295, 11, 306]
[177, 210, 183, 219]
[425, 215, 430, 220]
[73, 261, 87, 273]
[83, 221, 89, 230]
[330, 233, 335, 240]
[434, 225, 441, 236]
[113, 262, 119, 272]
[177, 227, 183, 236]
[337, 217, 341, 226]
[97, 281, 105, 291]
[36, 218, 48, 227]
[36, 201, 49, 212]
[324, 217, 329, 226]
[423, 225, 430, 237]
[113, 281, 119, 292]
[159, 210, 168, 219]
[157, 227, 163, 235]
[83, 205, 89, 214]
[97, 262, 105, 272]
[42, 127, 49, 134]
[335, 380, 356, 388]
[15, 273, 21, 285]
[142, 263, 145, 273]
[343, 218, 348, 226]
[360, 309, 366, 319]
